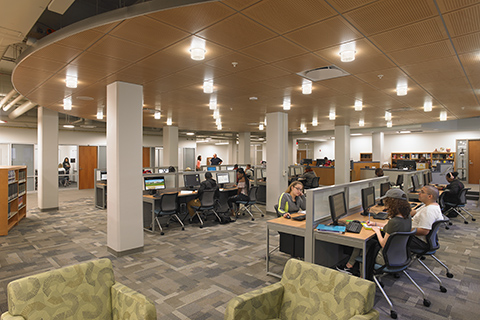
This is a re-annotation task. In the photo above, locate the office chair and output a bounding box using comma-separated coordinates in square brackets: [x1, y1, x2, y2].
[235, 186, 263, 221]
[191, 190, 221, 228]
[410, 219, 452, 293]
[437, 191, 451, 229]
[444, 187, 475, 224]
[274, 204, 280, 217]
[304, 176, 320, 189]
[371, 229, 430, 319]
[154, 192, 184, 235]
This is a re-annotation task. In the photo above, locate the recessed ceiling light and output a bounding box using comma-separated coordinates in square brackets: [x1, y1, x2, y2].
[63, 124, 74, 128]
[186, 132, 195, 136]
[249, 96, 258, 100]
[351, 133, 362, 136]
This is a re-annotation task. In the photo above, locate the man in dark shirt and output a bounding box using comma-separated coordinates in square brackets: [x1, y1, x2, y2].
[187, 172, 219, 216]
[210, 153, 223, 165]
[444, 171, 464, 217]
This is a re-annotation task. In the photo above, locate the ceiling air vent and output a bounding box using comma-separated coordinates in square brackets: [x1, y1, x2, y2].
[298, 65, 350, 82]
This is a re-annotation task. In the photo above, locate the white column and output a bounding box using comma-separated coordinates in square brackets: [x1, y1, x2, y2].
[372, 132, 384, 164]
[163, 126, 178, 167]
[227, 139, 236, 164]
[335, 125, 350, 185]
[288, 135, 296, 165]
[37, 107, 58, 210]
[107, 81, 143, 256]
[266, 112, 288, 213]
[238, 132, 250, 164]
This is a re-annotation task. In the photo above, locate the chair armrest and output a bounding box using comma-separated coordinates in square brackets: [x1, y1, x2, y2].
[1, 312, 25, 320]
[225, 282, 284, 320]
[111, 282, 157, 320]
[349, 309, 380, 320]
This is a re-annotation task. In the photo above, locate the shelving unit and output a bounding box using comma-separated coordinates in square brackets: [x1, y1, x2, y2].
[391, 152, 455, 169]
[1, 166, 27, 236]
[360, 153, 372, 161]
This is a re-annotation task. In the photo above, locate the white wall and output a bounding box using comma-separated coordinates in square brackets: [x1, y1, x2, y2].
[196, 144, 229, 166]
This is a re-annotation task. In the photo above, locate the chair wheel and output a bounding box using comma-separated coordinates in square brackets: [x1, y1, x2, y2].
[447, 272, 453, 278]
[472, 218, 476, 221]
[420, 256, 426, 261]
[445, 226, 450, 230]
[393, 273, 400, 278]
[464, 221, 468, 224]
[440, 286, 447, 293]
[261, 214, 264, 217]
[182, 227, 185, 231]
[390, 310, 397, 319]
[200, 225, 203, 228]
[449, 222, 452, 225]
[251, 218, 255, 221]
[423, 299, 431, 307]
[160, 232, 165, 235]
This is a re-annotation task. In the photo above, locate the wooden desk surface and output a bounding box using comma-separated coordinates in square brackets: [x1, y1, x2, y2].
[267, 213, 307, 229]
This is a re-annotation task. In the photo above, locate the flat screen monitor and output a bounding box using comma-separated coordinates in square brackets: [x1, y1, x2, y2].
[144, 176, 166, 191]
[184, 174, 200, 188]
[302, 158, 313, 165]
[361, 186, 376, 216]
[216, 172, 230, 184]
[396, 174, 404, 189]
[379, 182, 390, 206]
[428, 171, 432, 184]
[100, 171, 107, 181]
[207, 166, 217, 171]
[423, 173, 428, 186]
[316, 159, 325, 166]
[411, 175, 420, 192]
[397, 159, 416, 170]
[329, 192, 348, 226]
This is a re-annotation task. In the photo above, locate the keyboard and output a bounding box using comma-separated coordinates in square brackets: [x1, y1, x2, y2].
[373, 212, 388, 220]
[346, 221, 363, 233]
[293, 214, 306, 221]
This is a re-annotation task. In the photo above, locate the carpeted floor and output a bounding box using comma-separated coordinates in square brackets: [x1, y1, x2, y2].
[1, 190, 479, 319]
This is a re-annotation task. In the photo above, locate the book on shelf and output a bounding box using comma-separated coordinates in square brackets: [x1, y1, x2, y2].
[315, 224, 346, 234]
[18, 170, 26, 181]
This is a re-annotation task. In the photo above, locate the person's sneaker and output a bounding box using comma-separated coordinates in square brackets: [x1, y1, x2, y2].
[336, 264, 353, 275]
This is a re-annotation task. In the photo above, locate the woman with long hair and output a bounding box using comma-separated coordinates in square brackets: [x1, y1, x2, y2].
[276, 181, 306, 218]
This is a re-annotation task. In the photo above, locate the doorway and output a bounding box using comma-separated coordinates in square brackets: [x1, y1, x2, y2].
[79, 146, 98, 189]
[143, 147, 151, 168]
[468, 140, 480, 184]
[297, 150, 306, 164]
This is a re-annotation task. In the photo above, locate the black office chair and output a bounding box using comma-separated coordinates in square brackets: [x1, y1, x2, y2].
[304, 176, 320, 189]
[154, 192, 184, 235]
[410, 219, 452, 293]
[371, 229, 430, 319]
[274, 204, 281, 217]
[235, 186, 263, 221]
[444, 187, 475, 224]
[191, 190, 221, 228]
[437, 191, 452, 229]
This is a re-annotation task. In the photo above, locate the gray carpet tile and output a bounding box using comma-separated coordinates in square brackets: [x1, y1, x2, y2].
[1, 192, 480, 319]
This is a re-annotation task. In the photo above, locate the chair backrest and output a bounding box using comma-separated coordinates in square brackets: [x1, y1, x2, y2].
[458, 187, 470, 205]
[312, 176, 320, 187]
[160, 192, 178, 213]
[438, 189, 447, 211]
[382, 229, 416, 268]
[200, 190, 216, 207]
[248, 186, 258, 202]
[425, 219, 449, 252]
[274, 204, 280, 217]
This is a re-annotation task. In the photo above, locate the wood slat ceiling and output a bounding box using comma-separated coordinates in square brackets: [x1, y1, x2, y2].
[11, 0, 480, 134]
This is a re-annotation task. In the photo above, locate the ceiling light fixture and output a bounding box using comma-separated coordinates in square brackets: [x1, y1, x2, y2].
[302, 79, 312, 94]
[96, 107, 103, 120]
[203, 79, 213, 94]
[213, 108, 220, 119]
[259, 123, 264, 130]
[167, 117, 172, 126]
[209, 95, 217, 109]
[66, 75, 77, 88]
[396, 84, 408, 96]
[424, 99, 432, 112]
[440, 111, 447, 121]
[63, 124, 74, 128]
[217, 123, 222, 130]
[186, 132, 195, 136]
[283, 96, 291, 110]
[351, 133, 362, 136]
[329, 110, 335, 120]
[190, 37, 206, 60]
[264, 116, 267, 126]
[354, 100, 363, 111]
[359, 119, 364, 127]
[154, 110, 161, 120]
[339, 42, 356, 62]
[312, 117, 318, 126]
[387, 120, 392, 128]
[399, 130, 411, 134]
[215, 118, 221, 125]
[385, 111, 392, 121]
[63, 97, 72, 110]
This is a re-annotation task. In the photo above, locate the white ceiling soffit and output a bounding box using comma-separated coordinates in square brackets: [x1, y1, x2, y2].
[48, 0, 75, 15]
[298, 66, 350, 82]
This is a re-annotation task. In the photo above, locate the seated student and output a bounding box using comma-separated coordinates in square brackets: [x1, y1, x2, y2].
[227, 168, 250, 216]
[187, 172, 219, 217]
[277, 181, 306, 218]
[443, 171, 464, 217]
[375, 168, 384, 177]
[323, 157, 332, 167]
[299, 166, 317, 188]
[245, 164, 254, 180]
[337, 188, 412, 276]
[409, 185, 444, 250]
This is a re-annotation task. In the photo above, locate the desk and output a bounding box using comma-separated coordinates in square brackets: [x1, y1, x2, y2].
[95, 182, 107, 209]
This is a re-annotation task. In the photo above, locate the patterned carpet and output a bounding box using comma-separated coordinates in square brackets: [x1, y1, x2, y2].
[1, 191, 479, 319]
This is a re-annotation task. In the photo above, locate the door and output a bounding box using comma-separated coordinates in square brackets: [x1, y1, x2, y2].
[79, 146, 97, 189]
[468, 140, 480, 184]
[143, 147, 150, 168]
[297, 150, 306, 164]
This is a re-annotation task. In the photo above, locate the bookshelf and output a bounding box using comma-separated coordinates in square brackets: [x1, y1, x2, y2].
[1, 166, 27, 236]
[360, 153, 372, 161]
[391, 152, 455, 169]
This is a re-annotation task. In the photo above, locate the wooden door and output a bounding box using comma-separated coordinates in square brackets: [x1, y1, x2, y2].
[143, 147, 150, 168]
[297, 150, 306, 164]
[79, 146, 97, 189]
[468, 140, 480, 184]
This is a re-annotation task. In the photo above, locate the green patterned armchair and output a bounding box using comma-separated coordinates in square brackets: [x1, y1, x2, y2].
[225, 259, 379, 320]
[1, 258, 156, 320]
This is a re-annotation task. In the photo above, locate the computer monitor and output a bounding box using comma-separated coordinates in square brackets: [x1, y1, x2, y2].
[184, 174, 200, 189]
[329, 191, 348, 226]
[423, 173, 428, 186]
[427, 171, 432, 184]
[207, 166, 217, 171]
[302, 159, 313, 165]
[396, 174, 404, 189]
[361, 186, 376, 216]
[397, 159, 416, 170]
[100, 171, 107, 181]
[316, 158, 325, 166]
[144, 176, 166, 193]
[216, 172, 229, 184]
[379, 182, 390, 206]
[411, 175, 420, 192]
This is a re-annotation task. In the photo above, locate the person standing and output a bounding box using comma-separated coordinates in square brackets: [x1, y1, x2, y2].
[196, 155, 202, 171]
[210, 153, 223, 165]
[62, 157, 71, 186]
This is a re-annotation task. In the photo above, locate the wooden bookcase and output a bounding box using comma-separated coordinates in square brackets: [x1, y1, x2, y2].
[0, 166, 27, 236]
[391, 152, 455, 169]
[360, 153, 372, 161]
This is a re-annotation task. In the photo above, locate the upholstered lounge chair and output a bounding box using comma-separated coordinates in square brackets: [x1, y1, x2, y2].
[1, 258, 156, 320]
[225, 258, 379, 320]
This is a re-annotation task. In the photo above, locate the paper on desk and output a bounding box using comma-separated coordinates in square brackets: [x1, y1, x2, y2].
[298, 210, 306, 214]
[181, 190, 194, 194]
[361, 223, 383, 231]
